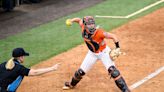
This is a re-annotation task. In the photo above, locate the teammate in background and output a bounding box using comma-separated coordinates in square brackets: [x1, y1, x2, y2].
[0, 48, 60, 92]
[63, 16, 130, 92]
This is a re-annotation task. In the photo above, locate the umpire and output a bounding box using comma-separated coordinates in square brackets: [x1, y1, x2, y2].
[0, 47, 60, 92]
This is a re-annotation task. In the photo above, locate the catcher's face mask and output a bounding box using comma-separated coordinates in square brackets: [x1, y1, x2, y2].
[83, 16, 96, 34]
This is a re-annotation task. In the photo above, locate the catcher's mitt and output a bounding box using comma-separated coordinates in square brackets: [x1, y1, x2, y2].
[109, 48, 125, 61]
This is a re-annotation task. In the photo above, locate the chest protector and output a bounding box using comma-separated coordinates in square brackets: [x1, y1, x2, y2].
[82, 29, 99, 52]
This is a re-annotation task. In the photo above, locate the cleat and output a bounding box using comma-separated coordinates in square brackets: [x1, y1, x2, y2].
[62, 82, 74, 90]
[62, 86, 71, 90]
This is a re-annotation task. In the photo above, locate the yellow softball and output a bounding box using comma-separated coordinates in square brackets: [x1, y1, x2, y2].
[66, 19, 72, 26]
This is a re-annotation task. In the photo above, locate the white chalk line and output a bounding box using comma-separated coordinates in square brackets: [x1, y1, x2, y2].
[129, 66, 164, 90]
[95, 0, 164, 19]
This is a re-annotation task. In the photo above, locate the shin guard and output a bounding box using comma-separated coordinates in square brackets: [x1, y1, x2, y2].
[108, 66, 130, 92]
[70, 69, 85, 86]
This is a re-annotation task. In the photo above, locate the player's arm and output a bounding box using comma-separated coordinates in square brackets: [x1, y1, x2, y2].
[70, 18, 82, 24]
[28, 63, 60, 76]
[104, 32, 120, 48]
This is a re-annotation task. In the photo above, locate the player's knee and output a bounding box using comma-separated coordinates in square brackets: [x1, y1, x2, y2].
[74, 68, 85, 79]
[108, 66, 120, 78]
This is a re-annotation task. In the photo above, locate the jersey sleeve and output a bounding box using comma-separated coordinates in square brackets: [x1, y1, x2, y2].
[18, 65, 30, 76]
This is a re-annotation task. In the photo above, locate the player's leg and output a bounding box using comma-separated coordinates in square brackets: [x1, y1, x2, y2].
[100, 46, 130, 92]
[80, 50, 98, 73]
[63, 68, 85, 89]
[100, 46, 115, 69]
[63, 50, 97, 90]
[108, 66, 130, 92]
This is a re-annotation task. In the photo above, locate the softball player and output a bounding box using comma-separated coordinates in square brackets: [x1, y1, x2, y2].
[0, 48, 60, 92]
[63, 16, 130, 92]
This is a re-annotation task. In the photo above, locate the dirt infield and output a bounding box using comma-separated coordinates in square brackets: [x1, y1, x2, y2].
[18, 8, 164, 92]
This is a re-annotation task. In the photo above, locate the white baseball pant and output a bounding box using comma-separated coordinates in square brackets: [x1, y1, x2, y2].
[80, 46, 115, 73]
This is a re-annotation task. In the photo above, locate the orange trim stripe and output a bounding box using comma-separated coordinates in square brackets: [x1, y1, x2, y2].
[84, 38, 90, 42]
[114, 75, 122, 81]
[73, 76, 81, 81]
[87, 41, 96, 52]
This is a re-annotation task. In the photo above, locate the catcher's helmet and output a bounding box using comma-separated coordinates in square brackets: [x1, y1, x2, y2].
[83, 16, 96, 34]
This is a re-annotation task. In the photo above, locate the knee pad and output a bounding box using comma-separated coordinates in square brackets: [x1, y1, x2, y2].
[74, 68, 85, 79]
[108, 66, 120, 78]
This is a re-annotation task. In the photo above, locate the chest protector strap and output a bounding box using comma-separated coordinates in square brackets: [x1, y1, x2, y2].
[82, 29, 99, 52]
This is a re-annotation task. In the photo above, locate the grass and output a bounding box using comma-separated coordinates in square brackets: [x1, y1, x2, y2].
[0, 0, 163, 67]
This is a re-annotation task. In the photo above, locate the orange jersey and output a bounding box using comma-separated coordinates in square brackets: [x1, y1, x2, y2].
[81, 24, 106, 53]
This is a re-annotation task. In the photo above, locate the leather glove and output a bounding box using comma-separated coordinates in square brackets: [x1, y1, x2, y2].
[109, 48, 122, 61]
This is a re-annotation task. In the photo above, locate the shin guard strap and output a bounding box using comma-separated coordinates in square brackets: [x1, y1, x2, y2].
[70, 77, 81, 86]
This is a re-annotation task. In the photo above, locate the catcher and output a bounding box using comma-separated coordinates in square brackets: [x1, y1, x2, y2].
[0, 47, 60, 92]
[63, 16, 130, 92]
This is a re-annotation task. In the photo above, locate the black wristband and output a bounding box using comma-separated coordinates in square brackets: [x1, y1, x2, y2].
[115, 42, 120, 48]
